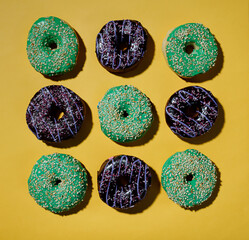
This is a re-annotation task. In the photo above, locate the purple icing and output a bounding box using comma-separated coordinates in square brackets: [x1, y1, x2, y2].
[165, 86, 218, 138]
[98, 155, 151, 209]
[95, 20, 147, 72]
[26, 85, 85, 142]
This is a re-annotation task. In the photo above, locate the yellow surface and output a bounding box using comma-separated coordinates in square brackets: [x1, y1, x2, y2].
[0, 0, 249, 239]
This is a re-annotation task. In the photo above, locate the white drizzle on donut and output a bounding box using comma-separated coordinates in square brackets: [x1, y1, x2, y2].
[98, 155, 151, 209]
[26, 85, 85, 142]
[96, 20, 147, 72]
[165, 86, 218, 138]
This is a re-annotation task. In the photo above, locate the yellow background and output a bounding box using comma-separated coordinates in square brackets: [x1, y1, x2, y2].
[1, 0, 249, 239]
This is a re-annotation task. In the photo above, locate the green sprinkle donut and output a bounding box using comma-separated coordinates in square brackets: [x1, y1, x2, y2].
[28, 153, 88, 213]
[27, 16, 79, 76]
[97, 85, 153, 143]
[161, 149, 217, 208]
[162, 23, 218, 78]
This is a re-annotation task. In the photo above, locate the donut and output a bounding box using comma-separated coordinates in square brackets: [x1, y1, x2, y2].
[98, 155, 151, 209]
[26, 85, 85, 142]
[28, 153, 88, 213]
[27, 16, 79, 76]
[97, 85, 153, 143]
[165, 86, 218, 138]
[162, 23, 218, 78]
[95, 20, 147, 73]
[161, 149, 217, 208]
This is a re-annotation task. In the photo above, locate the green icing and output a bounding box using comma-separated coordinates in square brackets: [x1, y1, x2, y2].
[97, 85, 153, 143]
[28, 153, 88, 213]
[27, 16, 78, 76]
[161, 149, 217, 208]
[165, 23, 218, 78]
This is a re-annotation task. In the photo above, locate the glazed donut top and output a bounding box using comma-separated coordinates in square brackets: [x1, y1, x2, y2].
[28, 153, 88, 213]
[166, 86, 218, 138]
[27, 16, 79, 76]
[165, 23, 218, 77]
[97, 85, 153, 142]
[161, 149, 217, 208]
[98, 155, 151, 209]
[96, 20, 147, 72]
[26, 85, 85, 142]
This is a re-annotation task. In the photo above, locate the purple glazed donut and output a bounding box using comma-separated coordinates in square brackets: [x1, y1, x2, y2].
[26, 85, 85, 142]
[98, 155, 151, 209]
[95, 20, 147, 73]
[165, 86, 218, 138]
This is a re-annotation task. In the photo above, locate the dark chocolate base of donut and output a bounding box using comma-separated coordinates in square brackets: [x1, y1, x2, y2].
[98, 155, 151, 209]
[96, 20, 147, 73]
[165, 86, 218, 138]
[98, 56, 141, 73]
[26, 85, 85, 142]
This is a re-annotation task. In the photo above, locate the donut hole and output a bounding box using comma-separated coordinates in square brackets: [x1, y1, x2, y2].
[117, 35, 130, 52]
[184, 42, 196, 54]
[122, 110, 129, 118]
[118, 41, 129, 52]
[184, 173, 194, 183]
[52, 178, 61, 186]
[119, 106, 129, 118]
[50, 104, 65, 120]
[44, 36, 58, 50]
[48, 40, 57, 50]
[183, 103, 200, 119]
[117, 175, 130, 187]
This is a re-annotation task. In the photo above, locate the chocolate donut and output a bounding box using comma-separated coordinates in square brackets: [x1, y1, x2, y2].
[95, 20, 147, 72]
[26, 85, 85, 142]
[165, 86, 218, 138]
[98, 155, 151, 209]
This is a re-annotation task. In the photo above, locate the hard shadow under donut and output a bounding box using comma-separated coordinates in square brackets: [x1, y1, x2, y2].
[58, 168, 93, 216]
[182, 165, 221, 211]
[44, 29, 86, 81]
[44, 100, 93, 148]
[112, 30, 155, 78]
[116, 166, 160, 214]
[180, 38, 224, 83]
[116, 102, 159, 147]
